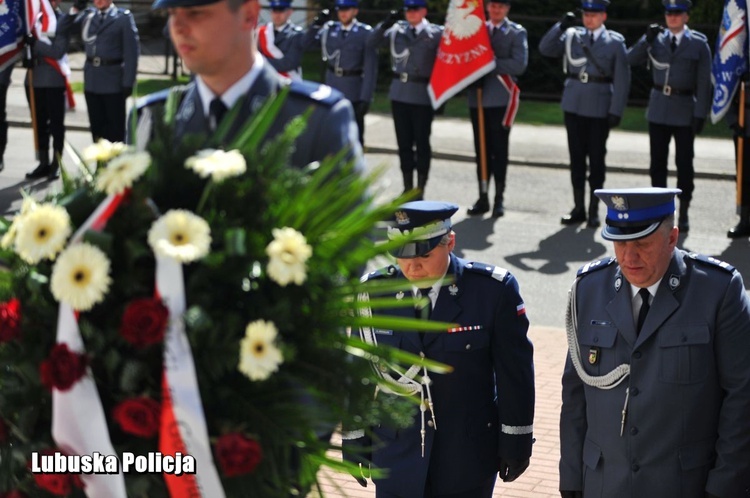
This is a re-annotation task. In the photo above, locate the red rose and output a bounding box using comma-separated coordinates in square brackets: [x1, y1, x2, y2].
[30, 449, 84, 496]
[39, 344, 87, 392]
[0, 417, 8, 443]
[112, 397, 161, 438]
[119, 298, 169, 348]
[0, 298, 21, 343]
[215, 433, 263, 477]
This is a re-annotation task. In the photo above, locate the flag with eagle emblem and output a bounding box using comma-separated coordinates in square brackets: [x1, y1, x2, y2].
[711, 0, 748, 123]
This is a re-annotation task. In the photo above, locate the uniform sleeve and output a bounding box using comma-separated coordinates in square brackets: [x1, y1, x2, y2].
[694, 39, 712, 120]
[494, 27, 528, 76]
[609, 40, 630, 117]
[121, 12, 139, 88]
[626, 36, 649, 67]
[309, 98, 364, 174]
[366, 23, 389, 50]
[302, 24, 321, 49]
[360, 32, 379, 102]
[34, 19, 70, 60]
[269, 31, 304, 73]
[492, 273, 535, 460]
[538, 23, 566, 58]
[706, 271, 750, 497]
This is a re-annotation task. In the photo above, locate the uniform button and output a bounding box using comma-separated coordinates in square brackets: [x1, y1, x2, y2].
[630, 427, 638, 436]
[593, 337, 599, 344]
[427, 420, 434, 428]
[633, 351, 642, 359]
[487, 422, 492, 428]
[631, 464, 640, 472]
[630, 387, 639, 396]
[465, 344, 471, 350]
[420, 352, 425, 358]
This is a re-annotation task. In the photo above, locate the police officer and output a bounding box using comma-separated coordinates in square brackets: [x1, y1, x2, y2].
[560, 187, 750, 498]
[368, 0, 443, 199]
[466, 0, 527, 218]
[70, 0, 139, 143]
[257, 0, 305, 80]
[305, 0, 377, 146]
[724, 91, 750, 238]
[344, 200, 535, 497]
[539, 0, 630, 228]
[626, 0, 710, 233]
[0, 65, 12, 172]
[25, 0, 74, 180]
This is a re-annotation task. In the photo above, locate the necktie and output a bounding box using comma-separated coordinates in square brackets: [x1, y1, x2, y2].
[209, 97, 227, 131]
[416, 287, 432, 342]
[670, 35, 677, 52]
[411, 27, 417, 38]
[342, 29, 348, 38]
[588, 31, 594, 45]
[636, 288, 651, 334]
[492, 26, 498, 37]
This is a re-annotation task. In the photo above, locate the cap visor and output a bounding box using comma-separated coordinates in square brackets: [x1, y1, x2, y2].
[389, 238, 441, 259]
[601, 221, 662, 241]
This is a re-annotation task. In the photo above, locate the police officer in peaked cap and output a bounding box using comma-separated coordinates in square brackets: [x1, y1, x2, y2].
[304, 0, 377, 146]
[627, 0, 710, 234]
[343, 200, 535, 497]
[560, 187, 750, 498]
[539, 0, 630, 229]
[256, 0, 306, 80]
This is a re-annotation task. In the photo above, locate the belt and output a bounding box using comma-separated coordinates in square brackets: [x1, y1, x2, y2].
[567, 73, 612, 84]
[86, 57, 124, 67]
[394, 72, 429, 84]
[653, 84, 694, 97]
[327, 66, 363, 77]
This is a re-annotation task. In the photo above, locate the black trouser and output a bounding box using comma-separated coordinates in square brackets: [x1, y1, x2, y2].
[353, 102, 366, 147]
[391, 100, 434, 179]
[375, 475, 496, 498]
[470, 106, 510, 198]
[648, 121, 695, 203]
[85, 91, 127, 143]
[25, 86, 66, 166]
[733, 134, 750, 207]
[0, 83, 8, 161]
[564, 112, 610, 191]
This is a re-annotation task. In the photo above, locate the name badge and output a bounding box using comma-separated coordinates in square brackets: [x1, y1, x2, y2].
[374, 329, 393, 336]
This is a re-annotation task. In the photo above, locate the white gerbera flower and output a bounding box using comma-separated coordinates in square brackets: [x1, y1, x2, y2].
[2, 198, 40, 249]
[148, 210, 211, 263]
[265, 227, 312, 286]
[184, 149, 247, 182]
[82, 139, 128, 164]
[238, 320, 284, 381]
[14, 204, 72, 264]
[51, 243, 112, 311]
[95, 151, 152, 195]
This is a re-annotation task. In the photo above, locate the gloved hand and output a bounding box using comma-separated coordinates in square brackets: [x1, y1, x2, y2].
[692, 117, 705, 135]
[24, 33, 36, 49]
[560, 491, 583, 498]
[73, 0, 88, 10]
[342, 439, 370, 488]
[381, 10, 400, 31]
[645, 23, 662, 44]
[608, 114, 621, 129]
[123, 87, 133, 98]
[559, 12, 577, 31]
[311, 9, 330, 28]
[354, 101, 370, 117]
[497, 458, 529, 483]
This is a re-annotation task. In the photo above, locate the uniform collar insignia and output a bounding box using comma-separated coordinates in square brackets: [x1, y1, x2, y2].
[669, 274, 680, 290]
[396, 291, 405, 300]
[448, 284, 458, 296]
[178, 97, 195, 122]
[614, 275, 622, 292]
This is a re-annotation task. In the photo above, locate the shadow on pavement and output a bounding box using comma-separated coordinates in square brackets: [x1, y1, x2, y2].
[0, 178, 55, 215]
[713, 238, 750, 290]
[452, 216, 495, 257]
[505, 225, 607, 275]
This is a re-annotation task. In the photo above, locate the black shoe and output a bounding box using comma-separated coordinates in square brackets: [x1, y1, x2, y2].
[467, 196, 490, 216]
[728, 221, 750, 238]
[586, 213, 600, 228]
[47, 165, 60, 179]
[0, 161, 4, 172]
[491, 203, 505, 218]
[26, 164, 51, 179]
[561, 207, 586, 225]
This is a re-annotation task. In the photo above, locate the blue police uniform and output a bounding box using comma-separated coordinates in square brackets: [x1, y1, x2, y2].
[466, 0, 527, 218]
[70, 2, 139, 143]
[368, 0, 443, 198]
[25, 10, 74, 179]
[626, 0, 711, 233]
[539, 0, 630, 229]
[344, 201, 535, 498]
[561, 188, 750, 498]
[258, 0, 305, 79]
[0, 64, 13, 171]
[304, 0, 377, 146]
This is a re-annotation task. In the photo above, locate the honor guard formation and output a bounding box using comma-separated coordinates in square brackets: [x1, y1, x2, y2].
[3, 0, 750, 496]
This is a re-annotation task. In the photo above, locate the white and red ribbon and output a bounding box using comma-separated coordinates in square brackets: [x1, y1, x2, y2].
[498, 74, 520, 128]
[257, 23, 301, 80]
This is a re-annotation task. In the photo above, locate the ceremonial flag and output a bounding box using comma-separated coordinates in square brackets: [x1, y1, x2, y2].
[428, 0, 496, 109]
[0, 0, 26, 72]
[711, 0, 748, 123]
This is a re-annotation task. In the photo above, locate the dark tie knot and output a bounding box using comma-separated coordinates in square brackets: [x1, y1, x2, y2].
[636, 288, 651, 334]
[671, 35, 677, 51]
[209, 97, 228, 130]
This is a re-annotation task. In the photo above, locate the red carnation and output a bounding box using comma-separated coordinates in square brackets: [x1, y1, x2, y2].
[119, 298, 169, 348]
[0, 298, 21, 343]
[39, 344, 87, 392]
[112, 397, 161, 438]
[215, 433, 263, 477]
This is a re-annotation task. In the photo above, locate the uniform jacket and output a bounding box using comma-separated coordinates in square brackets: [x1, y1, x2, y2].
[260, 21, 305, 76]
[539, 23, 630, 118]
[368, 20, 443, 106]
[0, 65, 11, 87]
[305, 20, 378, 104]
[627, 28, 711, 127]
[561, 250, 750, 498]
[31, 10, 72, 88]
[346, 254, 534, 497]
[73, 4, 139, 93]
[467, 19, 528, 109]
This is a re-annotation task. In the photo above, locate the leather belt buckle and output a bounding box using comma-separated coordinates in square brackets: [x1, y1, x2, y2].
[400, 72, 409, 83]
[334, 66, 343, 77]
[578, 72, 589, 83]
[662, 84, 672, 96]
[92, 56, 102, 67]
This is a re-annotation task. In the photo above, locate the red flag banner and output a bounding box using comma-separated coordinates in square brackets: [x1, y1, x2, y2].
[428, 0, 496, 109]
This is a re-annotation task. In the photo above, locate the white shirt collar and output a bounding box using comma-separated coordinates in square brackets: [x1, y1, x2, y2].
[629, 279, 662, 302]
[196, 53, 265, 119]
[670, 27, 687, 44]
[411, 18, 429, 35]
[489, 19, 507, 30]
[589, 25, 606, 41]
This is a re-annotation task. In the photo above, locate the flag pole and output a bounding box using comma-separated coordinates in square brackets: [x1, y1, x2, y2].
[738, 80, 746, 211]
[27, 68, 39, 161]
[477, 88, 489, 195]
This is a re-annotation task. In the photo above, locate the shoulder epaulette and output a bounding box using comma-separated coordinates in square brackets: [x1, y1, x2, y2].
[291, 25, 303, 33]
[361, 265, 398, 283]
[464, 262, 509, 283]
[360, 23, 373, 31]
[577, 257, 616, 277]
[689, 30, 707, 42]
[118, 7, 131, 14]
[288, 80, 341, 106]
[134, 85, 188, 112]
[509, 20, 524, 31]
[607, 30, 625, 42]
[687, 253, 735, 273]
